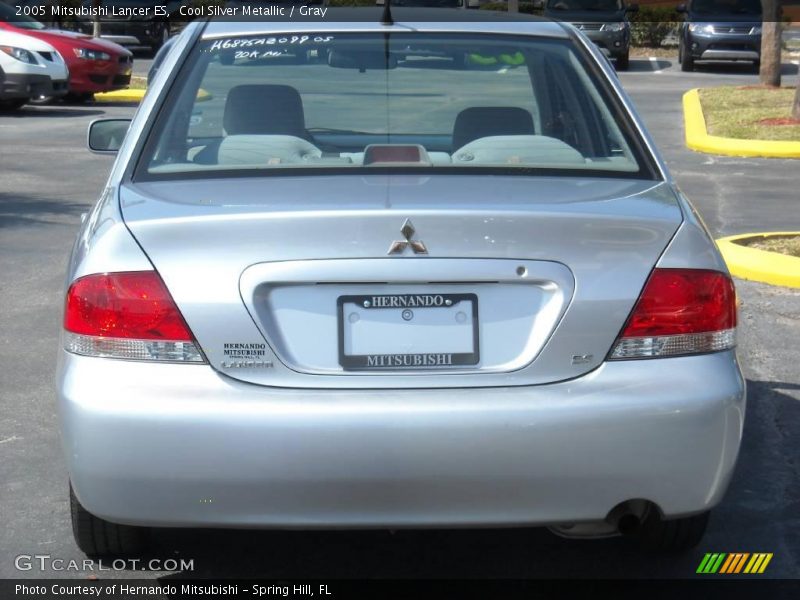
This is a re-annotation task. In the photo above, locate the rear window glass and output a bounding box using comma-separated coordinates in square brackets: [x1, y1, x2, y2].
[138, 32, 651, 178]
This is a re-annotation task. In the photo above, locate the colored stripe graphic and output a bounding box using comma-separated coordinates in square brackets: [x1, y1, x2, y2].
[699, 553, 773, 574]
[710, 553, 726, 573]
[719, 554, 736, 574]
[697, 553, 714, 573]
[697, 553, 727, 574]
[744, 553, 774, 574]
[720, 553, 749, 573]
[759, 554, 773, 573]
[733, 553, 750, 573]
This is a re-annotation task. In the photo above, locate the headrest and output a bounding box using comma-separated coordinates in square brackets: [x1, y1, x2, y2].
[223, 85, 306, 136]
[452, 107, 535, 151]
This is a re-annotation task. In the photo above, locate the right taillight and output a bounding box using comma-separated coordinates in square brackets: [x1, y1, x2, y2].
[609, 268, 737, 360]
[63, 271, 205, 363]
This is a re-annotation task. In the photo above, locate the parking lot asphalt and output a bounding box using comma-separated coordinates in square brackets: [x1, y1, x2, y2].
[1, 56, 798, 580]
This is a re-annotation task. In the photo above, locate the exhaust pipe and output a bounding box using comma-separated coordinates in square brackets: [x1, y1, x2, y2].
[606, 499, 650, 536]
[616, 513, 641, 536]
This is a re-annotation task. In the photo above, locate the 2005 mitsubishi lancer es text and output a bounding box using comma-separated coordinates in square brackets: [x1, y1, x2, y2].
[58, 8, 745, 557]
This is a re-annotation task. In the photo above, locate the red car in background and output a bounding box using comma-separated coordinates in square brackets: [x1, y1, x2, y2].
[0, 3, 132, 102]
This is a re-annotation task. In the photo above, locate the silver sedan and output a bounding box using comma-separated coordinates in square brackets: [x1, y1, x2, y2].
[58, 9, 744, 556]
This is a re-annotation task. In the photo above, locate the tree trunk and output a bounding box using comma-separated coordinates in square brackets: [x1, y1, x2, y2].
[759, 0, 781, 87]
[508, 0, 520, 13]
[92, 0, 102, 38]
[793, 78, 800, 121]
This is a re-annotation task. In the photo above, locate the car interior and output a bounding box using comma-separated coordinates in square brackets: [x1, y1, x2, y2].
[144, 36, 641, 175]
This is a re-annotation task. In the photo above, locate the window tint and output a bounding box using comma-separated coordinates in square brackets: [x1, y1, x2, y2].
[139, 33, 648, 178]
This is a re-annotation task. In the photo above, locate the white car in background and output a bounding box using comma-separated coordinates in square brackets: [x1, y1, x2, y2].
[0, 28, 68, 110]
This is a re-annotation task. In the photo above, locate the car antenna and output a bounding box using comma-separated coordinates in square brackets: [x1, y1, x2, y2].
[381, 0, 393, 26]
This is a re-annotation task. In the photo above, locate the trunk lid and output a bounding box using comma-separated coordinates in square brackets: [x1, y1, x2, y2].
[120, 174, 682, 388]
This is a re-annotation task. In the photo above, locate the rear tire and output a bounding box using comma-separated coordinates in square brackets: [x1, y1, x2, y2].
[615, 50, 629, 71]
[70, 484, 149, 557]
[28, 95, 55, 105]
[151, 23, 170, 55]
[680, 45, 694, 72]
[636, 508, 710, 552]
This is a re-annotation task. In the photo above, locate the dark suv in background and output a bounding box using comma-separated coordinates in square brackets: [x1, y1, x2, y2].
[543, 0, 638, 70]
[677, 0, 762, 72]
[68, 0, 180, 53]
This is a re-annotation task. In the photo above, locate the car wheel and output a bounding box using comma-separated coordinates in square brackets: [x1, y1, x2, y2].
[0, 98, 27, 111]
[70, 484, 149, 557]
[615, 50, 629, 71]
[151, 23, 170, 54]
[636, 507, 710, 552]
[680, 45, 694, 72]
[28, 95, 55, 105]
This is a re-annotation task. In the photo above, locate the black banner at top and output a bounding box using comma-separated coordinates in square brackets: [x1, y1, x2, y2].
[3, 1, 798, 24]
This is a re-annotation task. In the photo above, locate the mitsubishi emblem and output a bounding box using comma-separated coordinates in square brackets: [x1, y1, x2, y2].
[387, 219, 428, 255]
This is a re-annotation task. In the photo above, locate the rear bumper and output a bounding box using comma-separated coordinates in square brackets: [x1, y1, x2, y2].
[58, 350, 745, 529]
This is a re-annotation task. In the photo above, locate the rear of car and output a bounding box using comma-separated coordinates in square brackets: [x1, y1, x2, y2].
[543, 0, 637, 70]
[678, 0, 762, 71]
[0, 28, 67, 109]
[59, 14, 744, 556]
[0, 3, 133, 99]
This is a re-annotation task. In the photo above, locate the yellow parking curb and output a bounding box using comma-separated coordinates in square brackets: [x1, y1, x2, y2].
[717, 232, 800, 288]
[683, 88, 800, 159]
[94, 89, 146, 103]
[93, 88, 212, 103]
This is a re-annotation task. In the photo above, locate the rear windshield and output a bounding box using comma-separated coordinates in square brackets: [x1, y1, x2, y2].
[137, 32, 652, 179]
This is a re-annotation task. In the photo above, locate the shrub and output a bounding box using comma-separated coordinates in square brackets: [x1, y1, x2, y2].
[629, 6, 681, 48]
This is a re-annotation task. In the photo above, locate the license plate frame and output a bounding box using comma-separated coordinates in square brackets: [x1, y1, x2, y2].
[337, 293, 479, 370]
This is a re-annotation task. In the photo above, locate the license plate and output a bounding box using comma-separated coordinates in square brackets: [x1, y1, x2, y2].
[337, 293, 479, 370]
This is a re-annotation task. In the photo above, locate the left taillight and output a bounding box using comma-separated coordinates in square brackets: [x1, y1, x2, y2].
[63, 271, 205, 362]
[609, 268, 737, 360]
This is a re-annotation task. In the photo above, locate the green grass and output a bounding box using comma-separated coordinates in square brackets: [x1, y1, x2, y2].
[698, 86, 800, 142]
[741, 235, 800, 258]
